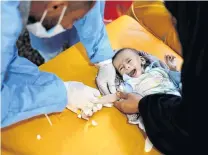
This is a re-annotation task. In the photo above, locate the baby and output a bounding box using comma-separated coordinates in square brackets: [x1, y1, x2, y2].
[112, 48, 181, 151]
[112, 48, 181, 98]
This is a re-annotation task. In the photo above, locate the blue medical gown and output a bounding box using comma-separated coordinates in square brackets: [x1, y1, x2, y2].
[1, 1, 114, 128]
[29, 26, 80, 62]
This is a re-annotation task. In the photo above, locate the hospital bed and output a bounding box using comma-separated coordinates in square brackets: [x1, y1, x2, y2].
[1, 15, 182, 155]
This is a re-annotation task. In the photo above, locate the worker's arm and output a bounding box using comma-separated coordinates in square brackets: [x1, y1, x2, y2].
[74, 1, 114, 63]
[1, 1, 68, 128]
[139, 1, 208, 154]
[139, 94, 188, 154]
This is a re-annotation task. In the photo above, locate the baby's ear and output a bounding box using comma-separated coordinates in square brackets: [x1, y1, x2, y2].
[140, 56, 146, 65]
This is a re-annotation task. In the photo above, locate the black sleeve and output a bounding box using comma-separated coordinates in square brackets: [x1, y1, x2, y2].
[139, 1, 208, 155]
[139, 94, 189, 155]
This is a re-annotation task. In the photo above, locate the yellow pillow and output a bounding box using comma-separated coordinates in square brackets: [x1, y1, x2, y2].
[127, 1, 182, 55]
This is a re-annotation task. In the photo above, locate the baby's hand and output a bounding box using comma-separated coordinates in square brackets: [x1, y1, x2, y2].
[93, 93, 120, 108]
[114, 92, 142, 114]
[96, 93, 119, 103]
[164, 54, 177, 71]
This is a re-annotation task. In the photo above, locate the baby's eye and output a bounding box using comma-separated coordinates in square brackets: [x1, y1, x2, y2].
[127, 59, 132, 63]
[120, 66, 124, 71]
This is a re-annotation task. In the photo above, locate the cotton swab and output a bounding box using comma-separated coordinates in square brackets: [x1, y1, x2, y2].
[37, 134, 41, 140]
[45, 114, 52, 126]
[91, 120, 98, 126]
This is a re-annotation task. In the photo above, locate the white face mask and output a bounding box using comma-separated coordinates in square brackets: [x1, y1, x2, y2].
[27, 6, 67, 38]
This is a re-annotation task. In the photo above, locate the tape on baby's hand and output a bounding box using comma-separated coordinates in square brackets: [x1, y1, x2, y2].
[76, 109, 82, 115]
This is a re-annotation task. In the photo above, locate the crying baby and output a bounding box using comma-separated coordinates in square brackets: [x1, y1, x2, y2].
[112, 48, 181, 123]
[99, 48, 182, 151]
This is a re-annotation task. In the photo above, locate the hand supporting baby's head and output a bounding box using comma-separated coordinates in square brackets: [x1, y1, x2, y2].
[112, 48, 150, 78]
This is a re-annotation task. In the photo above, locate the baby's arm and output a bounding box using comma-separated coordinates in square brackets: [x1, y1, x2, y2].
[140, 51, 179, 72]
[95, 93, 120, 108]
[98, 93, 119, 103]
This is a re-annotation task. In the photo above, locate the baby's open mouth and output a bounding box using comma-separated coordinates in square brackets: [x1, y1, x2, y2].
[128, 69, 137, 77]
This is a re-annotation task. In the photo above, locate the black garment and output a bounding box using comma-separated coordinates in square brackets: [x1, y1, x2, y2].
[139, 2, 208, 155]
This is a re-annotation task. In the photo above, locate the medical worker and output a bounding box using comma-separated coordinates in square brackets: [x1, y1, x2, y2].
[1, 1, 117, 128]
[114, 1, 208, 154]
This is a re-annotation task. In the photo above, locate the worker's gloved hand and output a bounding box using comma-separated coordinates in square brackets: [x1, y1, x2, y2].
[64, 81, 103, 119]
[96, 59, 116, 95]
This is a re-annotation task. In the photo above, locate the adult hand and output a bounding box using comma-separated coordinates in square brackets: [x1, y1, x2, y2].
[114, 92, 142, 114]
[96, 59, 116, 95]
[64, 81, 103, 118]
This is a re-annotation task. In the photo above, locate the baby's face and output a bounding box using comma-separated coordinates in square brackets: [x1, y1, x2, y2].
[113, 50, 143, 78]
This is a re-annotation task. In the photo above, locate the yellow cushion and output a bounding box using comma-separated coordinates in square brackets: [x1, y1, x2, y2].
[1, 16, 182, 155]
[127, 1, 182, 55]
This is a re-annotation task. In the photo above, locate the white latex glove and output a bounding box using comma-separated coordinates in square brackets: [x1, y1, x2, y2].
[96, 59, 116, 95]
[64, 81, 103, 118]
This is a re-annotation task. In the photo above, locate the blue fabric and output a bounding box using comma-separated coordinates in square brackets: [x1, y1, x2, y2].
[30, 1, 114, 63]
[168, 70, 181, 90]
[122, 74, 134, 93]
[148, 60, 181, 90]
[74, 1, 114, 63]
[29, 26, 80, 62]
[1, 1, 67, 128]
